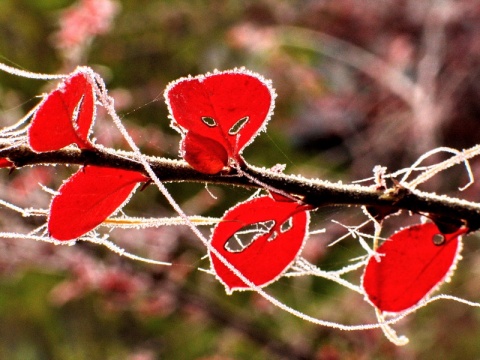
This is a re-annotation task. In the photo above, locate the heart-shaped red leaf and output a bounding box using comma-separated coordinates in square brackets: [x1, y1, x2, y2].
[28, 69, 95, 152]
[362, 222, 466, 313]
[165, 68, 275, 173]
[209, 195, 309, 293]
[48, 166, 148, 241]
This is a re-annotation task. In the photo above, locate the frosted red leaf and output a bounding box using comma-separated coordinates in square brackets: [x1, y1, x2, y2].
[209, 195, 310, 293]
[362, 222, 466, 313]
[182, 132, 228, 175]
[165, 68, 275, 174]
[28, 70, 95, 152]
[0, 158, 14, 168]
[48, 166, 148, 241]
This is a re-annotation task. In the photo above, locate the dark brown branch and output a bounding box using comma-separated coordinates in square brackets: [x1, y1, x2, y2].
[3, 144, 480, 232]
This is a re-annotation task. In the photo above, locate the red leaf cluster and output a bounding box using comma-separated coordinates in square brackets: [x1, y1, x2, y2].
[27, 68, 148, 241]
[16, 67, 471, 311]
[165, 69, 275, 174]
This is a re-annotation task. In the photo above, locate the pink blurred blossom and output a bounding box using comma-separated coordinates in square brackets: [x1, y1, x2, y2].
[54, 0, 119, 61]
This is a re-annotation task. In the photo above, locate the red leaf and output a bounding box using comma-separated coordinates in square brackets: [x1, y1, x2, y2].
[165, 69, 275, 173]
[182, 132, 228, 174]
[362, 223, 466, 313]
[209, 195, 309, 293]
[28, 70, 95, 152]
[0, 158, 14, 168]
[48, 166, 148, 241]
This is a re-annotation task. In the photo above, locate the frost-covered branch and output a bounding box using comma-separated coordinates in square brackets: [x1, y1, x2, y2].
[3, 144, 480, 232]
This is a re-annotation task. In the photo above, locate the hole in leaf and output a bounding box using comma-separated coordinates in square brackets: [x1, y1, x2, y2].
[228, 116, 249, 135]
[432, 233, 446, 246]
[280, 218, 293, 233]
[72, 95, 85, 126]
[201, 116, 217, 127]
[224, 220, 275, 252]
[267, 231, 278, 241]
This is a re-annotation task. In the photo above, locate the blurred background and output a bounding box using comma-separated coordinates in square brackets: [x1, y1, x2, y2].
[1, 0, 480, 359]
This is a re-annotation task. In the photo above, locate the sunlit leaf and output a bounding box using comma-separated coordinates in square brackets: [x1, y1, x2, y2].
[362, 223, 466, 313]
[48, 166, 148, 241]
[28, 70, 95, 152]
[209, 195, 310, 293]
[165, 69, 275, 173]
